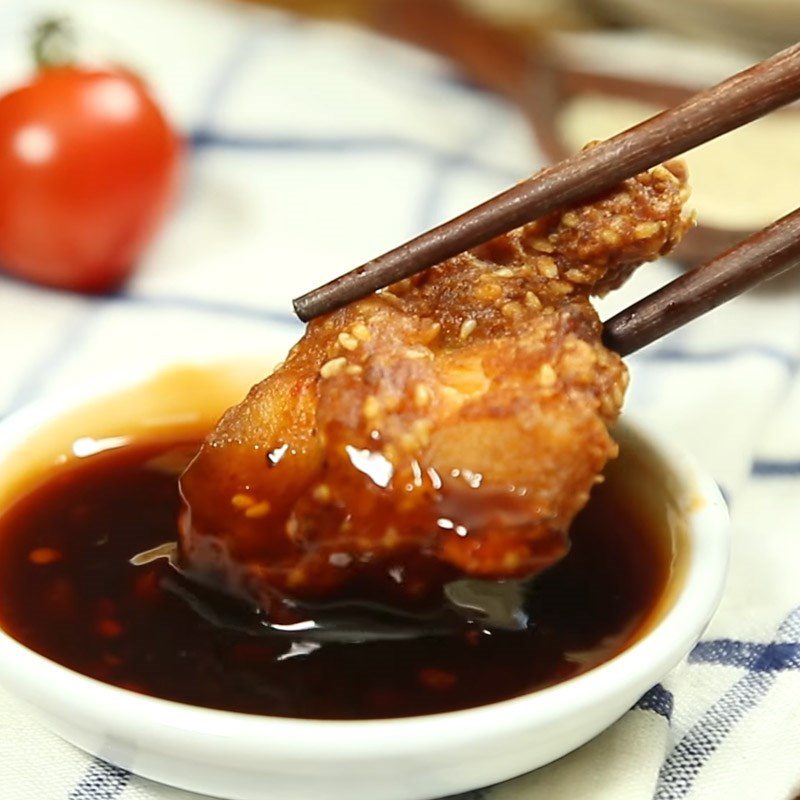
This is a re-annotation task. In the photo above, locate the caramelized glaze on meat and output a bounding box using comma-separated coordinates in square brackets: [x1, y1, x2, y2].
[178, 161, 692, 615]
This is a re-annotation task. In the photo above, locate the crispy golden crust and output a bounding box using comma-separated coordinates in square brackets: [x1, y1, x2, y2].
[178, 160, 691, 613]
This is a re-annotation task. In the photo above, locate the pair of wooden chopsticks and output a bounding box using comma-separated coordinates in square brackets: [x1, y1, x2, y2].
[293, 42, 800, 356]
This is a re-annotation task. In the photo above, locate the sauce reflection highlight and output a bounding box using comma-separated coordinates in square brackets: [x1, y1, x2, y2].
[0, 434, 672, 719]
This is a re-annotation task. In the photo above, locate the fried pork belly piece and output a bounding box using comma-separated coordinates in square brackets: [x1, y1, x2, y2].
[179, 162, 691, 613]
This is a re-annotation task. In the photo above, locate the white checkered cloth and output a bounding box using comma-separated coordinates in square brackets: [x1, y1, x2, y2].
[1, 1, 799, 798]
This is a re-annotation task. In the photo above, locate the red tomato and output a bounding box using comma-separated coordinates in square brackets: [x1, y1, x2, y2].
[0, 67, 180, 292]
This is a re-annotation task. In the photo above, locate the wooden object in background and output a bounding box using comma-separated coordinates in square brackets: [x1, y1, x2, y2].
[294, 41, 800, 320]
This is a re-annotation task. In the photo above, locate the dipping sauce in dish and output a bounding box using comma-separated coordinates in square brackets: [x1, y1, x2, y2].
[0, 435, 672, 719]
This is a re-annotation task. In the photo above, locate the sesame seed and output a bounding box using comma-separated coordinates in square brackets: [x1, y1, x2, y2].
[601, 228, 621, 246]
[245, 501, 271, 519]
[312, 484, 332, 503]
[231, 493, 255, 509]
[421, 322, 441, 344]
[363, 395, 381, 420]
[536, 256, 558, 279]
[345, 364, 363, 375]
[475, 281, 503, 303]
[652, 164, 679, 184]
[459, 319, 477, 340]
[404, 347, 431, 360]
[502, 301, 524, 319]
[549, 280, 573, 295]
[530, 237, 555, 253]
[562, 211, 580, 228]
[493, 268, 514, 278]
[320, 357, 347, 378]
[338, 332, 359, 351]
[379, 290, 402, 308]
[539, 363, 557, 387]
[413, 383, 431, 408]
[634, 221, 662, 239]
[565, 268, 591, 284]
[524, 291, 542, 309]
[285, 517, 299, 540]
[351, 323, 371, 341]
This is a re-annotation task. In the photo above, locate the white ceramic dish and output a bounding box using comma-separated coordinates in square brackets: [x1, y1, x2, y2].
[0, 361, 729, 800]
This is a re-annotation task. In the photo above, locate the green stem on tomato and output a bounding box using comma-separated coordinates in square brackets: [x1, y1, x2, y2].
[32, 17, 76, 70]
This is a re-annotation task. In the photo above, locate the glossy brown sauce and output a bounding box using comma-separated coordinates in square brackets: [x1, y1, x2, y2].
[0, 436, 671, 719]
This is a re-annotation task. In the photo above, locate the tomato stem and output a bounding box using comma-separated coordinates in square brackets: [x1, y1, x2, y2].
[32, 17, 76, 70]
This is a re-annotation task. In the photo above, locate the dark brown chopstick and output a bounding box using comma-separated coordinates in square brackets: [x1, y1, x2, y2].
[603, 206, 800, 357]
[294, 41, 800, 322]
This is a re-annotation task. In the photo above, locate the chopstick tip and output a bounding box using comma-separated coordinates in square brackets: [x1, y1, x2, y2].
[292, 295, 312, 323]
